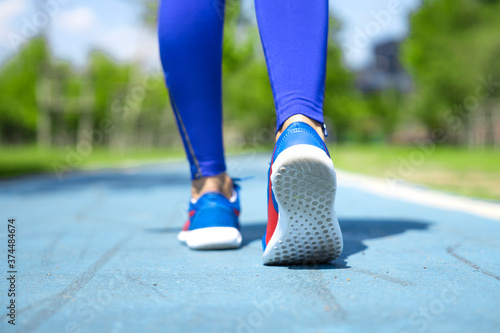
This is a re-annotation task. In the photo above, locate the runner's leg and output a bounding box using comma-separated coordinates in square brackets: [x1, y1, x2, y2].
[158, 0, 232, 199]
[255, 0, 329, 135]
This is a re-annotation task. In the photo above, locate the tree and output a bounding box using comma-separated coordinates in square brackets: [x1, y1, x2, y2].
[0, 38, 50, 143]
[402, 0, 500, 145]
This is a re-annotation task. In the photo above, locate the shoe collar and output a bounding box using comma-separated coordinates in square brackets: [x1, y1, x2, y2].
[272, 121, 329, 162]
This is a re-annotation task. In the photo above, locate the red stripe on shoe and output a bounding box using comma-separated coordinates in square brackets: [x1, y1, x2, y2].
[265, 165, 278, 245]
[182, 210, 196, 231]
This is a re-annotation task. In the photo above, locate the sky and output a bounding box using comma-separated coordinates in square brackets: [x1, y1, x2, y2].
[0, 0, 421, 70]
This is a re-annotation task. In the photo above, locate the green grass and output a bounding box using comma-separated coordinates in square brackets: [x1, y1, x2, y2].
[1, 144, 499, 201]
[0, 145, 185, 178]
[330, 144, 500, 201]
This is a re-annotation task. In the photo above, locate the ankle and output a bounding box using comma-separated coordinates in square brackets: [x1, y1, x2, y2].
[276, 115, 325, 142]
[191, 173, 233, 201]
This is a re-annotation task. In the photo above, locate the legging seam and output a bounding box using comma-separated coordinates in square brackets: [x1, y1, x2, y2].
[170, 93, 203, 178]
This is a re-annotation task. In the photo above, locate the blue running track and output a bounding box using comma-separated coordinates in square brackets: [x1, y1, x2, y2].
[1, 154, 499, 333]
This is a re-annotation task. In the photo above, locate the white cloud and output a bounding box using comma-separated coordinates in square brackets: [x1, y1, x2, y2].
[0, 0, 28, 42]
[54, 7, 96, 32]
[0, 0, 27, 21]
[96, 25, 159, 66]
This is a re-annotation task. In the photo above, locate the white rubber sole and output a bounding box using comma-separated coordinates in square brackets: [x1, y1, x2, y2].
[178, 227, 242, 250]
[263, 144, 343, 265]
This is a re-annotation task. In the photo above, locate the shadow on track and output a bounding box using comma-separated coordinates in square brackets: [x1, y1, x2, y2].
[238, 218, 430, 269]
[145, 218, 430, 269]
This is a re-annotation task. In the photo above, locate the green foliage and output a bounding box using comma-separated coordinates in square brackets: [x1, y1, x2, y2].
[0, 38, 49, 142]
[88, 51, 132, 120]
[12, 1, 500, 148]
[0, 1, 402, 147]
[139, 0, 158, 28]
[402, 0, 500, 143]
[324, 21, 402, 143]
[324, 22, 369, 142]
[221, 4, 275, 142]
[221, 9, 372, 144]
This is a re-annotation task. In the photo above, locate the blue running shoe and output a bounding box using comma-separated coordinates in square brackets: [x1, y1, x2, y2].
[263, 121, 343, 265]
[178, 184, 242, 250]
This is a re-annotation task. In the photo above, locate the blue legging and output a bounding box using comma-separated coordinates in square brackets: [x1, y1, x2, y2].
[158, 0, 328, 179]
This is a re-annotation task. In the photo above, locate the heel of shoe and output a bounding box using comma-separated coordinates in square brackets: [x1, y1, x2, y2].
[263, 145, 342, 265]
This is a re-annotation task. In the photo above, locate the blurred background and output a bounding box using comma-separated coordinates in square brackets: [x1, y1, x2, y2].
[0, 0, 499, 199]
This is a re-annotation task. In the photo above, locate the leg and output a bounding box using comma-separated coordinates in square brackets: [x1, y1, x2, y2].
[158, 0, 241, 250]
[158, 0, 232, 199]
[255, 0, 329, 139]
[256, 0, 343, 265]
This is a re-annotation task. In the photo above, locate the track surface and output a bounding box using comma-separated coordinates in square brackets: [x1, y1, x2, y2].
[1, 154, 499, 333]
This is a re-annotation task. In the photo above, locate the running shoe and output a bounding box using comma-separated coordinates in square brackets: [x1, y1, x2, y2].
[263, 121, 343, 265]
[178, 184, 242, 250]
